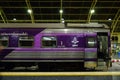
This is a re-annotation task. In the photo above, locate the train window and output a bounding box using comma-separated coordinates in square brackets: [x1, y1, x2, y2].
[19, 36, 34, 47]
[87, 37, 96, 48]
[0, 36, 9, 47]
[42, 36, 56, 48]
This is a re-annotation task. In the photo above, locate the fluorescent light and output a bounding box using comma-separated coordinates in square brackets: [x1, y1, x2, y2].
[61, 18, 65, 23]
[13, 18, 16, 20]
[62, 20, 65, 23]
[108, 18, 112, 20]
[59, 9, 63, 14]
[88, 41, 95, 44]
[27, 9, 32, 14]
[90, 9, 95, 14]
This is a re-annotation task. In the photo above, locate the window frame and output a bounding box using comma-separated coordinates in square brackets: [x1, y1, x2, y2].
[19, 36, 34, 48]
[0, 35, 9, 47]
[41, 36, 57, 48]
[86, 36, 96, 48]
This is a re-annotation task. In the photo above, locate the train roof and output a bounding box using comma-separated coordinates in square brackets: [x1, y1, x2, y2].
[0, 23, 109, 29]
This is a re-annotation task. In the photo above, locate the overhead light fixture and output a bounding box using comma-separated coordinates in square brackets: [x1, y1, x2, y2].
[90, 9, 95, 14]
[61, 18, 65, 23]
[59, 9, 63, 14]
[13, 18, 16, 21]
[62, 20, 65, 24]
[27, 9, 32, 14]
[108, 18, 112, 20]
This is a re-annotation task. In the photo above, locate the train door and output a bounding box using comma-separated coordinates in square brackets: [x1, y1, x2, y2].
[97, 32, 110, 69]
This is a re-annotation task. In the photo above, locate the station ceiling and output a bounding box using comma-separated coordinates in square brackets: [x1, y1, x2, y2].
[0, 0, 120, 33]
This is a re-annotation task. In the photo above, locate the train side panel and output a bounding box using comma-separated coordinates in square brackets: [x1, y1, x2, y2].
[0, 28, 111, 70]
[0, 28, 85, 62]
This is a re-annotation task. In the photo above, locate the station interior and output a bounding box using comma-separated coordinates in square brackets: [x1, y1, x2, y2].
[0, 0, 120, 60]
[0, 0, 120, 79]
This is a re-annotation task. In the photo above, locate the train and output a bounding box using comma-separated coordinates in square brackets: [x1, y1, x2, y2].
[0, 23, 111, 70]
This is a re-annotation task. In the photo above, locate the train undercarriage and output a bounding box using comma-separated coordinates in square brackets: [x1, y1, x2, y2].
[0, 61, 111, 71]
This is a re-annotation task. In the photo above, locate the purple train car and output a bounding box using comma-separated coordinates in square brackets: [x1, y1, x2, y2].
[0, 23, 111, 70]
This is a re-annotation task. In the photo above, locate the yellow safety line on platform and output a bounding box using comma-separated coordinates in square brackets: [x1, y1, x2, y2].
[0, 72, 120, 76]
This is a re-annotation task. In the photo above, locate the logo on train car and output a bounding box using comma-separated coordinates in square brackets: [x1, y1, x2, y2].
[71, 37, 79, 47]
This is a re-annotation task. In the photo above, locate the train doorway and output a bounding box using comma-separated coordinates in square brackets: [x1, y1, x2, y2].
[97, 32, 111, 69]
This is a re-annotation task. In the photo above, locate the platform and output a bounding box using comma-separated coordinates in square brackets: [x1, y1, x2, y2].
[0, 72, 120, 80]
[0, 72, 120, 76]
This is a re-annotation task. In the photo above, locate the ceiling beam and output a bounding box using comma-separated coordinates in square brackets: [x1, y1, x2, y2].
[0, 7, 8, 23]
[2, 20, 120, 23]
[1, 1, 120, 2]
[25, 0, 35, 23]
[87, 0, 97, 23]
[6, 13, 115, 16]
[2, 7, 120, 9]
[60, 0, 63, 22]
[111, 16, 120, 34]
[115, 22, 120, 32]
[111, 9, 120, 35]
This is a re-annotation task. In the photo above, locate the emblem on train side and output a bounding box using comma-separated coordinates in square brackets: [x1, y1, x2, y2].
[71, 37, 79, 47]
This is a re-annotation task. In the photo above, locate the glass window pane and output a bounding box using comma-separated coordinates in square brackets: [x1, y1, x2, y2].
[19, 36, 34, 47]
[0, 36, 8, 47]
[42, 36, 56, 48]
[87, 37, 96, 48]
